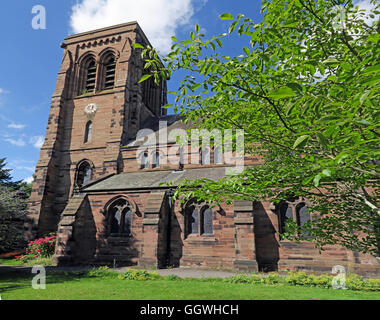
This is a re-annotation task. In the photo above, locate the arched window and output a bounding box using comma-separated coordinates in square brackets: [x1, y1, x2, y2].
[76, 161, 92, 187]
[184, 201, 213, 238]
[78, 55, 97, 95]
[152, 151, 160, 168]
[185, 204, 198, 237]
[296, 203, 309, 227]
[102, 55, 116, 90]
[277, 198, 311, 236]
[200, 148, 210, 165]
[108, 198, 133, 237]
[140, 152, 149, 169]
[278, 201, 293, 234]
[179, 146, 185, 170]
[200, 206, 213, 235]
[213, 146, 223, 164]
[84, 121, 92, 143]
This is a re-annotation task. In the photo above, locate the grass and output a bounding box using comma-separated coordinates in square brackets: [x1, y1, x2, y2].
[0, 257, 55, 267]
[0, 270, 379, 300]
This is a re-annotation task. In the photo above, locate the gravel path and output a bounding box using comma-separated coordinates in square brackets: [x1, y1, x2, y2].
[0, 264, 238, 279]
[115, 267, 237, 279]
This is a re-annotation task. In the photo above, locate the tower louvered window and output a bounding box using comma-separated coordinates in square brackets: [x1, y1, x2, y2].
[85, 60, 97, 92]
[104, 57, 116, 90]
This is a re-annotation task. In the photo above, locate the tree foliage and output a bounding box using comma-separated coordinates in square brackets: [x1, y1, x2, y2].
[136, 0, 380, 256]
[0, 158, 30, 253]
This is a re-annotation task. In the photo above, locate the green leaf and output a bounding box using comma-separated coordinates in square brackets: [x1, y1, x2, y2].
[313, 174, 322, 187]
[215, 38, 223, 48]
[322, 169, 331, 177]
[220, 13, 234, 20]
[243, 47, 250, 55]
[286, 82, 303, 93]
[362, 76, 380, 87]
[138, 74, 152, 83]
[323, 58, 340, 67]
[316, 133, 329, 149]
[132, 43, 144, 49]
[171, 36, 177, 42]
[268, 86, 296, 100]
[292, 135, 310, 149]
[362, 64, 380, 75]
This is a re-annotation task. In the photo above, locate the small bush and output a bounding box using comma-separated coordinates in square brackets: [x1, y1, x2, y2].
[88, 266, 118, 278]
[121, 269, 161, 281]
[166, 274, 182, 281]
[263, 273, 282, 285]
[14, 233, 57, 263]
[365, 278, 380, 291]
[224, 274, 253, 284]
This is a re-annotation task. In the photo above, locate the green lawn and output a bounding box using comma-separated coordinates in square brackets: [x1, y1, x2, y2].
[0, 271, 379, 300]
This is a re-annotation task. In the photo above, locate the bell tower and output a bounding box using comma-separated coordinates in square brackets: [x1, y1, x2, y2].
[26, 22, 167, 238]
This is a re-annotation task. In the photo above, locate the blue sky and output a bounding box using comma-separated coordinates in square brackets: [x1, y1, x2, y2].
[0, 0, 374, 182]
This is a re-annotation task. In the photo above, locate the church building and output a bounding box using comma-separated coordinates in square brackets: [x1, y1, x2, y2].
[26, 22, 379, 276]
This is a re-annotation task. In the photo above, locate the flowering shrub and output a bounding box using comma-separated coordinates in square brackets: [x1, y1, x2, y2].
[14, 234, 56, 262]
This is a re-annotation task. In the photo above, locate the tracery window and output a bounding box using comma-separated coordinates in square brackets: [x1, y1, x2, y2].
[277, 197, 311, 236]
[108, 198, 133, 237]
[184, 201, 213, 237]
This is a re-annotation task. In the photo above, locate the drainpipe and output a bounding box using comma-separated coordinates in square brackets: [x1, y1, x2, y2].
[165, 188, 174, 268]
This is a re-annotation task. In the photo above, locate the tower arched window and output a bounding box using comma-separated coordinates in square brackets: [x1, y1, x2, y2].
[76, 161, 92, 187]
[85, 59, 96, 93]
[108, 198, 133, 237]
[102, 55, 116, 90]
[78, 56, 97, 95]
[84, 121, 93, 143]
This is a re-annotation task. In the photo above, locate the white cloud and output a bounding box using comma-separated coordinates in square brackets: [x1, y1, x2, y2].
[354, 0, 379, 25]
[0, 88, 8, 95]
[5, 137, 26, 147]
[30, 136, 44, 149]
[8, 123, 26, 129]
[70, 0, 207, 53]
[23, 176, 34, 184]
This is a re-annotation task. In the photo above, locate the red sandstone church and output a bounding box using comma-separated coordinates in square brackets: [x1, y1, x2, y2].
[26, 22, 379, 276]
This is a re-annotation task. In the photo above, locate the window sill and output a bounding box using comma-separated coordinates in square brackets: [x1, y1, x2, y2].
[185, 235, 217, 243]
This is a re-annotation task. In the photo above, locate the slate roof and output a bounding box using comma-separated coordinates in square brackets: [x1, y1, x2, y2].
[82, 166, 237, 192]
[122, 114, 195, 148]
